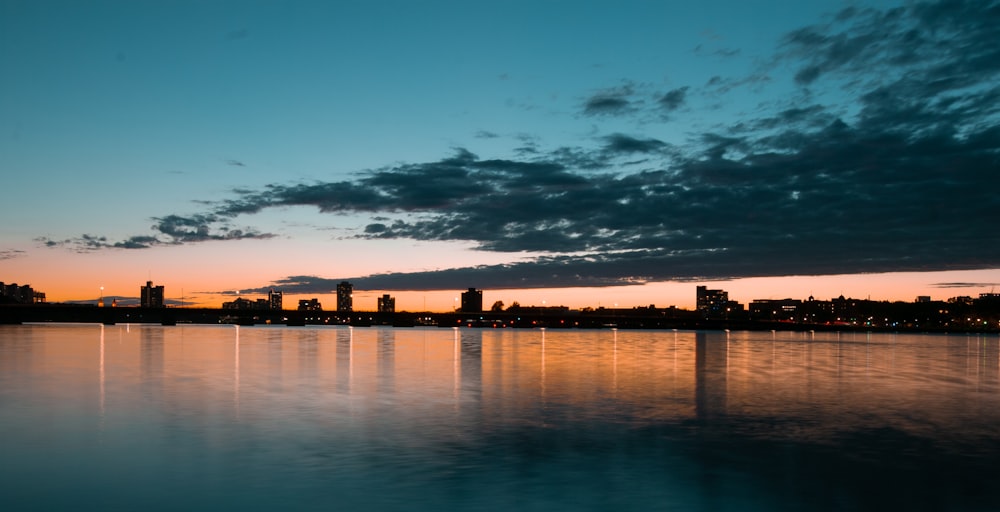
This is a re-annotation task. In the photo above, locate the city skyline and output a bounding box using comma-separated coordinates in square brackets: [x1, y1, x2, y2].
[6, 275, 997, 316]
[2, 0, 998, 310]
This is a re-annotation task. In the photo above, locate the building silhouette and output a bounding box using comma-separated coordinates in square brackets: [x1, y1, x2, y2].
[222, 297, 255, 310]
[298, 298, 322, 311]
[696, 285, 743, 319]
[461, 288, 483, 313]
[269, 289, 283, 310]
[0, 282, 43, 304]
[140, 281, 165, 308]
[222, 291, 282, 310]
[377, 294, 395, 313]
[696, 286, 727, 318]
[749, 298, 802, 322]
[336, 281, 353, 312]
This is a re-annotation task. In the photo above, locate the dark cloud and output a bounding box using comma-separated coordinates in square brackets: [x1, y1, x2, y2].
[658, 87, 689, 112]
[226, 159, 246, 167]
[48, 0, 1000, 291]
[582, 83, 637, 116]
[601, 134, 668, 155]
[474, 130, 500, 139]
[583, 95, 632, 116]
[0, 249, 25, 260]
[932, 282, 1000, 289]
[114, 235, 160, 249]
[151, 214, 273, 244]
[37, 217, 271, 251]
[215, 112, 998, 288]
[781, 0, 1000, 97]
[235, 275, 344, 295]
[36, 234, 121, 252]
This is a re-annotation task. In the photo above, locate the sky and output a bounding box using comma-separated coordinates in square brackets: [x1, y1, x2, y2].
[2, 0, 999, 311]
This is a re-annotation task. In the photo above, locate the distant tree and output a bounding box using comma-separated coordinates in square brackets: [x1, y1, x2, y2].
[491, 300, 505, 312]
[506, 301, 521, 312]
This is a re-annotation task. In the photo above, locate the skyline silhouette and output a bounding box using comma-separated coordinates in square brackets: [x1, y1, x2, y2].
[5, 276, 999, 333]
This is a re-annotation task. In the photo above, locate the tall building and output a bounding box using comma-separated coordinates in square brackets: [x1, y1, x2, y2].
[337, 281, 353, 312]
[141, 281, 165, 308]
[461, 288, 483, 313]
[377, 294, 395, 313]
[269, 289, 283, 310]
[696, 285, 730, 319]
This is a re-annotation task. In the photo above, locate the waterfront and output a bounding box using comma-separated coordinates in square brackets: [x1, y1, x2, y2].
[2, 324, 999, 510]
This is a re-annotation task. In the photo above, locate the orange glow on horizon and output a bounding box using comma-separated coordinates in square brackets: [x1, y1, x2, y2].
[5, 245, 999, 311]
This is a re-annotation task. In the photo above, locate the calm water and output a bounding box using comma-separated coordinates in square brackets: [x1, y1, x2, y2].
[2, 324, 999, 511]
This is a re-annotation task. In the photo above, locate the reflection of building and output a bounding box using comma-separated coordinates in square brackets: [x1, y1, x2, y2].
[298, 298, 322, 311]
[337, 281, 353, 312]
[377, 294, 395, 313]
[461, 288, 483, 313]
[140, 281, 165, 308]
[269, 289, 283, 310]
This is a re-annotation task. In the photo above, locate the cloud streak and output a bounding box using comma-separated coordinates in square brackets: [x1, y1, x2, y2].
[38, 215, 273, 252]
[0, 249, 25, 260]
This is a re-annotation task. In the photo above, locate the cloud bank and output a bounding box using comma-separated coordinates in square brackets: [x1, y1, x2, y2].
[45, 0, 1000, 291]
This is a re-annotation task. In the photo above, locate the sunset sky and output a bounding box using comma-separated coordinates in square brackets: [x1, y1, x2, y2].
[2, 0, 998, 310]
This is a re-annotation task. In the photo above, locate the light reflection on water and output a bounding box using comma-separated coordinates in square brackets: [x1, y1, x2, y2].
[1, 324, 999, 511]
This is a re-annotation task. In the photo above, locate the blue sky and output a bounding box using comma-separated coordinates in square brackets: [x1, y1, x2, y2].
[2, 0, 998, 308]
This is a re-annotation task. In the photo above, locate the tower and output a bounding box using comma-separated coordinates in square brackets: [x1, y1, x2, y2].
[696, 285, 728, 319]
[269, 289, 283, 310]
[337, 281, 353, 312]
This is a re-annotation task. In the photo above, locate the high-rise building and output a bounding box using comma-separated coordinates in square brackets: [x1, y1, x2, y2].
[461, 288, 483, 313]
[337, 281, 353, 312]
[696, 285, 729, 319]
[377, 294, 395, 313]
[269, 289, 283, 310]
[141, 281, 165, 308]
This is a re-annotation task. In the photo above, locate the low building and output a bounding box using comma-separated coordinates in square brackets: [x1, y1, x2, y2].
[222, 297, 257, 310]
[298, 298, 322, 311]
[0, 282, 40, 304]
[749, 299, 802, 322]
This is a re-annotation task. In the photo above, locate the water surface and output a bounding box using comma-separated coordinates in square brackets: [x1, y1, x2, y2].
[2, 324, 999, 510]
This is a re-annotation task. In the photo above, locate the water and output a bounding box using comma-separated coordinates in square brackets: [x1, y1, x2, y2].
[2, 324, 999, 511]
